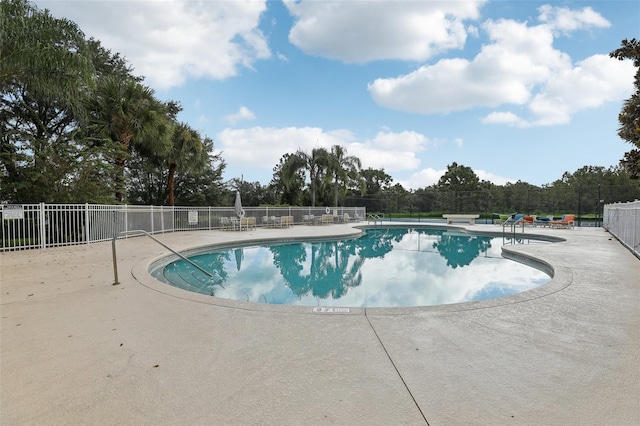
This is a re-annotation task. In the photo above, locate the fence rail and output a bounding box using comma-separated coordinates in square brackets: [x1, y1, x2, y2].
[604, 200, 640, 259]
[1, 204, 367, 251]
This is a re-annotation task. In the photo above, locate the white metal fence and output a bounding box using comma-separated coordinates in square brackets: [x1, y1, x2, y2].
[604, 200, 640, 259]
[1, 204, 367, 251]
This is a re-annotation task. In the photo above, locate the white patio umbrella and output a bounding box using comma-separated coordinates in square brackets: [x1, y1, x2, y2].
[234, 191, 245, 218]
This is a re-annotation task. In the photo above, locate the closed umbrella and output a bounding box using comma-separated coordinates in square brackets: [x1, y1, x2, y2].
[234, 191, 245, 218]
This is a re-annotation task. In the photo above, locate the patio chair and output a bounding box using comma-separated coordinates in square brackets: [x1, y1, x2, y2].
[220, 216, 232, 231]
[550, 214, 575, 229]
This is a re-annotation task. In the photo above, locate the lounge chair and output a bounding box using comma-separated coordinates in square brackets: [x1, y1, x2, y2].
[550, 214, 575, 229]
[523, 215, 536, 226]
[534, 215, 554, 227]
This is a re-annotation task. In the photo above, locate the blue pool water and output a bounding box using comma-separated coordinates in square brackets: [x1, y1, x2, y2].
[152, 227, 551, 308]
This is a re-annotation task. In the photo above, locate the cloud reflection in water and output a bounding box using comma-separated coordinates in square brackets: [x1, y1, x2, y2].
[157, 228, 551, 307]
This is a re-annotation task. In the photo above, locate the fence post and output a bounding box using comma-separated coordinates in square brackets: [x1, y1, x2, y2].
[577, 186, 582, 227]
[84, 203, 90, 244]
[39, 203, 46, 249]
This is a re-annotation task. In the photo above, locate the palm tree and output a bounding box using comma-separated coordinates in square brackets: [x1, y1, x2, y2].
[165, 123, 210, 206]
[284, 147, 330, 207]
[88, 76, 173, 202]
[270, 154, 305, 205]
[1, 0, 95, 103]
[328, 145, 361, 207]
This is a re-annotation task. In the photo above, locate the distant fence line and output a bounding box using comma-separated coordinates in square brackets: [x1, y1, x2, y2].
[0, 204, 367, 251]
[603, 200, 640, 259]
[344, 185, 640, 222]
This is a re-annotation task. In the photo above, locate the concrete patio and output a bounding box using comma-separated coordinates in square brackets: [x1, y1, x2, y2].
[1, 223, 638, 425]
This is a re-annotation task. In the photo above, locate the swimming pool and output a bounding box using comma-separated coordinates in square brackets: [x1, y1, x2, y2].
[151, 227, 552, 308]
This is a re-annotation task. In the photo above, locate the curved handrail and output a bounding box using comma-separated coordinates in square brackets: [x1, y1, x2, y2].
[112, 229, 212, 285]
[367, 213, 385, 227]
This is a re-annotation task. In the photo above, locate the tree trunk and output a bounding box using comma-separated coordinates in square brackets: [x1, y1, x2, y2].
[115, 131, 132, 203]
[167, 162, 177, 206]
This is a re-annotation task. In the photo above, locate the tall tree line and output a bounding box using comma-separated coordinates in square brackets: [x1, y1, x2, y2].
[1, 2, 637, 209]
[610, 38, 640, 179]
[1, 0, 225, 205]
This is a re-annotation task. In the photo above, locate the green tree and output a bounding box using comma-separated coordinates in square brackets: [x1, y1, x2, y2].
[0, 0, 102, 202]
[227, 178, 275, 207]
[285, 147, 330, 207]
[328, 145, 361, 206]
[361, 167, 392, 196]
[610, 38, 640, 178]
[437, 162, 480, 191]
[0, 0, 95, 103]
[165, 123, 210, 206]
[436, 162, 481, 213]
[270, 153, 305, 205]
[86, 76, 173, 202]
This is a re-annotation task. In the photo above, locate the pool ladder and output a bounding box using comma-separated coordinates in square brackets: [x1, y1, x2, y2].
[367, 213, 384, 227]
[502, 219, 525, 241]
[111, 229, 212, 285]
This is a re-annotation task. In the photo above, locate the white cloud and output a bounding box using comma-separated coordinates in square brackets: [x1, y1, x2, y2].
[481, 111, 530, 127]
[538, 5, 610, 34]
[474, 169, 516, 185]
[215, 126, 325, 169]
[483, 54, 634, 128]
[36, 0, 271, 89]
[402, 168, 447, 189]
[196, 114, 209, 126]
[401, 167, 515, 189]
[349, 131, 430, 172]
[526, 54, 634, 126]
[284, 0, 485, 63]
[215, 127, 431, 174]
[368, 5, 631, 127]
[225, 106, 257, 125]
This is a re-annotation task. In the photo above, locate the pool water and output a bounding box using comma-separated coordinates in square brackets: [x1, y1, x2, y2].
[152, 227, 551, 308]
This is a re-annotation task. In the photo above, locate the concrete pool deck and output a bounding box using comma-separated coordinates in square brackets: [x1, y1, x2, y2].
[1, 223, 638, 425]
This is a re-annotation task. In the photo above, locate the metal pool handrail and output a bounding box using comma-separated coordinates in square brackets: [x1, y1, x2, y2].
[367, 213, 385, 226]
[112, 229, 212, 285]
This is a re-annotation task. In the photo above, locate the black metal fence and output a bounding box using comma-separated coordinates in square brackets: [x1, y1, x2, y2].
[344, 185, 640, 225]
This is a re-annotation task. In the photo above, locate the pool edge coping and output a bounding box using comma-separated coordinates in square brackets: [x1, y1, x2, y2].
[129, 223, 573, 316]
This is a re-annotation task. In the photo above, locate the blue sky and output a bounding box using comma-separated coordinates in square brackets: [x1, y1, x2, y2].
[37, 0, 638, 188]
